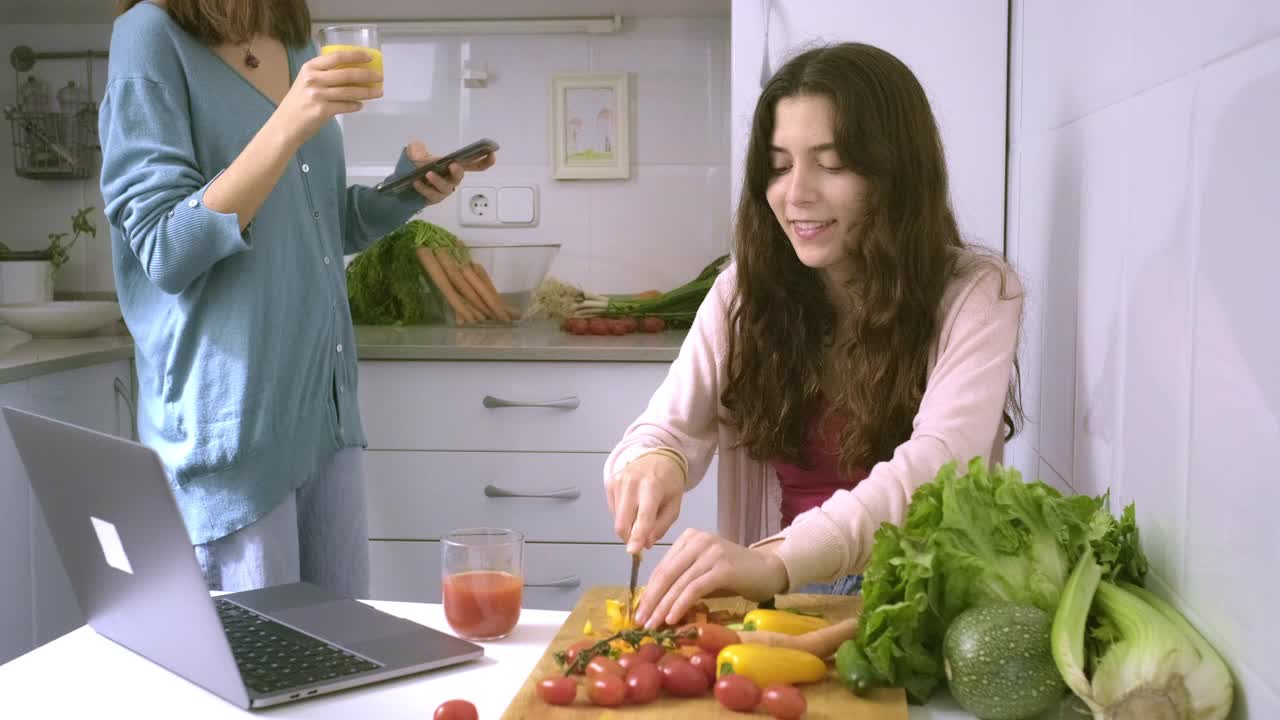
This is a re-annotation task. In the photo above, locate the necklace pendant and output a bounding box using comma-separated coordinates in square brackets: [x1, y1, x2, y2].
[244, 50, 260, 69]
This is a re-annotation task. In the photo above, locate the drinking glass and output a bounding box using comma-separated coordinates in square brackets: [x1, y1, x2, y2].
[317, 24, 383, 89]
[441, 528, 524, 640]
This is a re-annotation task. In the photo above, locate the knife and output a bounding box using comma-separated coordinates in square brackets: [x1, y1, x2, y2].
[626, 553, 641, 625]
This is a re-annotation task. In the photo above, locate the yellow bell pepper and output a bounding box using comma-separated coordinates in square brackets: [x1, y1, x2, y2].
[604, 597, 639, 632]
[742, 609, 829, 635]
[716, 644, 827, 686]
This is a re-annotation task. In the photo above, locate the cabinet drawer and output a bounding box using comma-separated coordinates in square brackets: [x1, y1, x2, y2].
[357, 361, 669, 452]
[369, 540, 669, 611]
[365, 451, 717, 544]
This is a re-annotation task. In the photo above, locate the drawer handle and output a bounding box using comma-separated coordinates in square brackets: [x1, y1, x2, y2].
[482, 395, 580, 410]
[524, 575, 581, 589]
[484, 484, 581, 500]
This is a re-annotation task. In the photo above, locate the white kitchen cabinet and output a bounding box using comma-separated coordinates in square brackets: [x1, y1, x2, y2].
[365, 451, 717, 545]
[0, 379, 34, 667]
[0, 359, 136, 665]
[358, 359, 716, 611]
[358, 360, 670, 452]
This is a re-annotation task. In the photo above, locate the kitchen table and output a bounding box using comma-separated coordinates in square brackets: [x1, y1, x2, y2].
[0, 598, 991, 719]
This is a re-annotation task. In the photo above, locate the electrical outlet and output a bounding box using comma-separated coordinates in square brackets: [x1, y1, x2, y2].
[459, 186, 497, 226]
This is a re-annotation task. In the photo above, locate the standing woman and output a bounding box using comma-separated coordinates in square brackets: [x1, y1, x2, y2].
[604, 42, 1024, 628]
[99, 0, 493, 597]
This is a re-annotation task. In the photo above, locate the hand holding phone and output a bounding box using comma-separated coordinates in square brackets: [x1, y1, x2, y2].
[376, 138, 499, 194]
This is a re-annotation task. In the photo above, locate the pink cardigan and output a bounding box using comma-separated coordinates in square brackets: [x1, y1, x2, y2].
[603, 253, 1024, 590]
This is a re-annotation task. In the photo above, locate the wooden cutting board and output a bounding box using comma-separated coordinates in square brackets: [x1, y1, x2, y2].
[501, 586, 907, 720]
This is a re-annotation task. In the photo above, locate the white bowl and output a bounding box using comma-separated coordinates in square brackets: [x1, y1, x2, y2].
[0, 301, 123, 338]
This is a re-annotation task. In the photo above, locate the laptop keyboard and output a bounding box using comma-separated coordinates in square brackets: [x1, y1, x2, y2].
[215, 597, 382, 695]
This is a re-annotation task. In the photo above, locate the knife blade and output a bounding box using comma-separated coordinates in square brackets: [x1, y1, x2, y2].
[626, 553, 641, 624]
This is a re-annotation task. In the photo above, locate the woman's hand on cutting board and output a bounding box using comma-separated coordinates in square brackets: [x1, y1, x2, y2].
[634, 529, 789, 629]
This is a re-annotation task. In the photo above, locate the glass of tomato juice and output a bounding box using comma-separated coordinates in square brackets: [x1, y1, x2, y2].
[441, 528, 524, 640]
[316, 24, 383, 90]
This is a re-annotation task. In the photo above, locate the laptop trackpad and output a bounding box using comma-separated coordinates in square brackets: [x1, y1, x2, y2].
[274, 600, 420, 646]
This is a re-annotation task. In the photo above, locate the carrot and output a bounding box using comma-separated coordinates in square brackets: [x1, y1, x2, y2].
[467, 262, 513, 323]
[415, 247, 479, 324]
[433, 248, 495, 321]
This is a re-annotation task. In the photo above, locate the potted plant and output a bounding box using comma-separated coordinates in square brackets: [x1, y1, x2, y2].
[0, 206, 96, 304]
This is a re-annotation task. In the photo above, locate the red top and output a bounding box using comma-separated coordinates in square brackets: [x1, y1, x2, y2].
[770, 399, 869, 528]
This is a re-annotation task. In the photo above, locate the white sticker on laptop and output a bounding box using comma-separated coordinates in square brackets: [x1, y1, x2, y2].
[90, 516, 134, 575]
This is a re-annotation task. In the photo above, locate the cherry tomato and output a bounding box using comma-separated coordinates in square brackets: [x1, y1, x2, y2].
[433, 699, 479, 720]
[588, 317, 611, 335]
[640, 316, 666, 333]
[566, 317, 589, 335]
[715, 674, 762, 712]
[688, 622, 740, 655]
[586, 655, 625, 679]
[616, 653, 647, 674]
[625, 662, 662, 705]
[564, 640, 594, 672]
[608, 318, 630, 335]
[588, 674, 627, 707]
[635, 643, 665, 664]
[619, 317, 638, 334]
[687, 649, 717, 687]
[656, 651, 687, 669]
[660, 658, 708, 697]
[762, 684, 807, 720]
[535, 676, 577, 706]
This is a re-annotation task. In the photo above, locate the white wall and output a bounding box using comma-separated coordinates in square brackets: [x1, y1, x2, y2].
[344, 17, 731, 294]
[729, 0, 1009, 254]
[1004, 1, 1280, 716]
[0, 18, 731, 297]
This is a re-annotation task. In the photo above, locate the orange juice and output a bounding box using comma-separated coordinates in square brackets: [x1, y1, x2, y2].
[319, 44, 383, 89]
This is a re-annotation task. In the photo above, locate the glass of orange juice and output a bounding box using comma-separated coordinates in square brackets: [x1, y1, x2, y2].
[442, 528, 524, 641]
[317, 24, 383, 90]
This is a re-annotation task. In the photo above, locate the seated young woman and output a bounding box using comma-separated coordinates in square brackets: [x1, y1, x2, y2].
[603, 41, 1025, 631]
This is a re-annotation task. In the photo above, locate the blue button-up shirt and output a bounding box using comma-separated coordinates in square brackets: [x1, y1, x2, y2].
[99, 3, 424, 543]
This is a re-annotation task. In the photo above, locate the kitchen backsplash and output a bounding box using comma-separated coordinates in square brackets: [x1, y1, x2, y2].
[0, 18, 731, 296]
[1003, 1, 1280, 716]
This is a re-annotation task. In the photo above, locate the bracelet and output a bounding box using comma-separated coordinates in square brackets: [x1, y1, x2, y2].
[631, 447, 689, 488]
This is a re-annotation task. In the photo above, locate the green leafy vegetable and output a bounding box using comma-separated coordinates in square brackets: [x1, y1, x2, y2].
[346, 220, 465, 325]
[571, 253, 731, 328]
[855, 457, 1147, 703]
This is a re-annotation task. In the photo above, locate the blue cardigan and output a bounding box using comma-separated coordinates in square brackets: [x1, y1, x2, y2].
[99, 2, 424, 544]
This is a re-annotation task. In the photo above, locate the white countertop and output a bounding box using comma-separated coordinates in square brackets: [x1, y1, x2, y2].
[0, 321, 689, 385]
[0, 324, 133, 383]
[0, 598, 1011, 720]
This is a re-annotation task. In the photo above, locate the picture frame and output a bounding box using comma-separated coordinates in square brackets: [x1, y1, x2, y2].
[550, 73, 630, 180]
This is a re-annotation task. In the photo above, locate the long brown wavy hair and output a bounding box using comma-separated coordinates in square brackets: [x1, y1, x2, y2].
[116, 0, 312, 47]
[723, 42, 1023, 475]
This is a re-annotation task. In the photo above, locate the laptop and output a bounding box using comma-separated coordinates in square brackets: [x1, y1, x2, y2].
[2, 406, 484, 710]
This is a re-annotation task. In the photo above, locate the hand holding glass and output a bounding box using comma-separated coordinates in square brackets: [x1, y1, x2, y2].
[317, 25, 383, 90]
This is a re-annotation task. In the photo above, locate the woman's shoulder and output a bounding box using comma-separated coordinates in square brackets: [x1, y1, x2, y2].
[941, 247, 1025, 319]
[108, 3, 188, 79]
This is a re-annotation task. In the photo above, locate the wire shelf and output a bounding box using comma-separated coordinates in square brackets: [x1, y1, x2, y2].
[7, 45, 107, 181]
[5, 106, 97, 179]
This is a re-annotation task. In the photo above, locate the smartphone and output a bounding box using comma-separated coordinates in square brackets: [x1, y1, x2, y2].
[374, 138, 499, 194]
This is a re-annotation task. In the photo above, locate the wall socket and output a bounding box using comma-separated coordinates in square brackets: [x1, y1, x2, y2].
[459, 184, 537, 227]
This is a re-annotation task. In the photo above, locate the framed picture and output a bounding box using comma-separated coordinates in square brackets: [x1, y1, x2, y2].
[550, 73, 630, 180]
